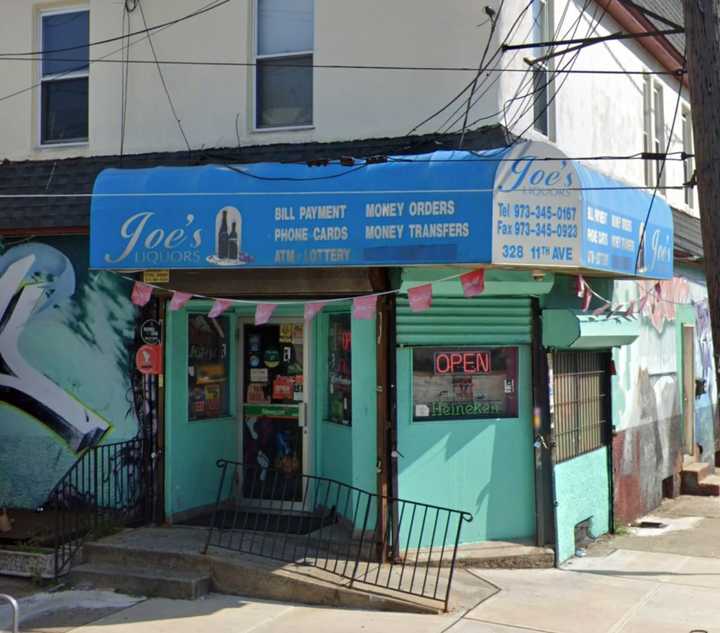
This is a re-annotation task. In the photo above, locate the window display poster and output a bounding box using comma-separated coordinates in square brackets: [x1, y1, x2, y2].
[188, 315, 230, 421]
[327, 313, 352, 425]
[412, 347, 519, 421]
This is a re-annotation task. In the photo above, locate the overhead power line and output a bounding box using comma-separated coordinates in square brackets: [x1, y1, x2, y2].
[0, 0, 232, 58]
[502, 26, 683, 52]
[615, 0, 684, 31]
[0, 55, 685, 76]
[0, 184, 689, 199]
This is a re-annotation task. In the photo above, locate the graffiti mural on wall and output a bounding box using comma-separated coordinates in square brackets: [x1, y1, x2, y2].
[0, 238, 140, 509]
[0, 248, 110, 452]
[613, 273, 718, 524]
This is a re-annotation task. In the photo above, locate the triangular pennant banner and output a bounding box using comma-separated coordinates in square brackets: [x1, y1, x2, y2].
[460, 269, 485, 297]
[131, 282, 153, 307]
[575, 275, 586, 298]
[169, 291, 193, 311]
[581, 287, 592, 312]
[654, 281, 663, 299]
[592, 302, 611, 316]
[637, 294, 649, 313]
[304, 301, 326, 322]
[255, 303, 278, 325]
[408, 284, 433, 313]
[624, 301, 636, 317]
[208, 298, 233, 319]
[353, 294, 378, 320]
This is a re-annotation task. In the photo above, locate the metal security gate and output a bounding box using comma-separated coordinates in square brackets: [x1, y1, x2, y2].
[549, 351, 612, 463]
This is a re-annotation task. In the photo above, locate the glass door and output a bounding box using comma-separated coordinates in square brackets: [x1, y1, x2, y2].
[240, 320, 307, 500]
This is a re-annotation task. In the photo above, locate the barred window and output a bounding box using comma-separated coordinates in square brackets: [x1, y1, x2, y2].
[550, 351, 611, 463]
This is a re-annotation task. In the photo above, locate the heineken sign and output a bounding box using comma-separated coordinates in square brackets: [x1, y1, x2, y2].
[413, 347, 519, 422]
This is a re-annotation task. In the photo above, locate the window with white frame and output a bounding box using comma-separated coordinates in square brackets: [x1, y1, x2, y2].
[642, 77, 665, 191]
[682, 108, 695, 208]
[532, 0, 553, 138]
[255, 0, 313, 129]
[39, 8, 89, 145]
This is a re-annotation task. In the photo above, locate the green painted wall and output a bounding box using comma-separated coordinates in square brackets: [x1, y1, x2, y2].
[165, 305, 239, 517]
[554, 447, 611, 563]
[396, 345, 535, 544]
[165, 298, 377, 518]
[350, 315, 377, 493]
[315, 311, 354, 485]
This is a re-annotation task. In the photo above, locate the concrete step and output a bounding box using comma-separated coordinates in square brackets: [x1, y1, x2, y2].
[681, 462, 715, 494]
[697, 474, 720, 496]
[83, 542, 210, 574]
[69, 563, 211, 600]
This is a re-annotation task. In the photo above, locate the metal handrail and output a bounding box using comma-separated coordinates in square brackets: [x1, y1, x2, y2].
[205, 459, 473, 611]
[0, 594, 18, 633]
[49, 436, 152, 578]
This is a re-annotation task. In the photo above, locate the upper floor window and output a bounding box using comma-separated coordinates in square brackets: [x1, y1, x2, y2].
[682, 108, 695, 208]
[40, 8, 89, 145]
[532, 0, 554, 138]
[255, 0, 313, 129]
[643, 77, 665, 192]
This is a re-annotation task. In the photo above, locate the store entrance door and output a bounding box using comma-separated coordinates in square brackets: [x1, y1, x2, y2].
[238, 320, 310, 501]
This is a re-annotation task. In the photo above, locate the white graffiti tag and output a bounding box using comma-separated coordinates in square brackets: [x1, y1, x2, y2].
[0, 255, 109, 452]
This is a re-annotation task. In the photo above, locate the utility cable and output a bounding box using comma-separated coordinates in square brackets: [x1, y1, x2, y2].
[137, 0, 192, 153]
[0, 55, 684, 76]
[458, 0, 506, 148]
[0, 0, 231, 58]
[405, 0, 537, 137]
[634, 47, 686, 274]
[0, 0, 228, 107]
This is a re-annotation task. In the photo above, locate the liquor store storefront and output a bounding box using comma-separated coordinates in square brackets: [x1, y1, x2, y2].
[89, 141, 673, 548]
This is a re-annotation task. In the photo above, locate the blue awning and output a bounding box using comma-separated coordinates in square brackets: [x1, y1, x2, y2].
[89, 140, 672, 279]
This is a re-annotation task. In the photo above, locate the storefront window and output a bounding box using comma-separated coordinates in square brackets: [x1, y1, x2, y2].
[327, 313, 352, 425]
[412, 347, 518, 422]
[188, 314, 230, 421]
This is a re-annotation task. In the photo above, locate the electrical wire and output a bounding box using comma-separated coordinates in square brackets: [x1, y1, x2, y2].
[0, 0, 229, 107]
[458, 0, 507, 148]
[430, 0, 545, 139]
[634, 45, 686, 274]
[0, 0, 231, 59]
[0, 55, 684, 75]
[505, 0, 610, 141]
[501, 0, 598, 136]
[137, 0, 192, 153]
[0, 184, 688, 198]
[406, 0, 539, 138]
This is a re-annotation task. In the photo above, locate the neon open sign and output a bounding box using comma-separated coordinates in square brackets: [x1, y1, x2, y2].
[433, 351, 492, 375]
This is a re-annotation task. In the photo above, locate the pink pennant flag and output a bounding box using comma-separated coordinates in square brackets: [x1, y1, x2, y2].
[353, 294, 378, 320]
[581, 287, 592, 312]
[624, 301, 636, 317]
[638, 294, 649, 313]
[575, 275, 586, 298]
[654, 281, 663, 298]
[255, 303, 278, 325]
[169, 291, 193, 311]
[592, 302, 611, 316]
[131, 282, 153, 307]
[408, 284, 433, 313]
[304, 301, 326, 322]
[208, 298, 233, 319]
[460, 269, 485, 297]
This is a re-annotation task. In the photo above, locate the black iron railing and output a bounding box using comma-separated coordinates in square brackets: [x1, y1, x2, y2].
[47, 437, 152, 577]
[204, 459, 472, 611]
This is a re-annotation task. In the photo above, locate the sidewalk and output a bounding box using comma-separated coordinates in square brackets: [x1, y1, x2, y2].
[4, 495, 719, 633]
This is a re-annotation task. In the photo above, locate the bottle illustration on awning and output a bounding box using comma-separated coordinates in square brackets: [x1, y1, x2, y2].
[207, 206, 254, 266]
